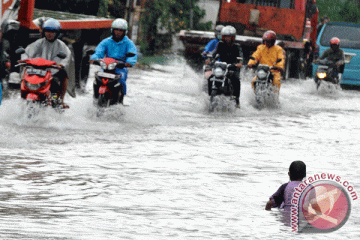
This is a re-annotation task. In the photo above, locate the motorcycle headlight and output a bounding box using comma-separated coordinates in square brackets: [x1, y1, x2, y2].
[213, 67, 224, 78]
[25, 80, 48, 90]
[317, 72, 327, 79]
[100, 61, 107, 70]
[257, 69, 267, 79]
[108, 62, 117, 70]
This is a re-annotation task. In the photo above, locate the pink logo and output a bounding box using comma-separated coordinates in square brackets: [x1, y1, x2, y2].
[300, 182, 351, 232]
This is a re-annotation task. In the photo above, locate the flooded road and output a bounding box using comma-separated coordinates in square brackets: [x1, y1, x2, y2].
[0, 54, 359, 239]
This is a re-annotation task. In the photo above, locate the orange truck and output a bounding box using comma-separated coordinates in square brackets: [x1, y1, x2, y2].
[179, 0, 318, 79]
[1, 0, 113, 90]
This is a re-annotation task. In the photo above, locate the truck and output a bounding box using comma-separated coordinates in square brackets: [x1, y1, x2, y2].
[179, 0, 319, 80]
[1, 0, 139, 96]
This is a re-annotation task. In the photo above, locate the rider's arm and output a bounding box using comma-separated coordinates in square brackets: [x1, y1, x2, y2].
[205, 42, 220, 65]
[248, 45, 262, 66]
[336, 50, 346, 66]
[274, 46, 285, 69]
[317, 49, 330, 60]
[125, 39, 138, 67]
[234, 44, 243, 68]
[90, 39, 107, 61]
[57, 40, 72, 69]
[203, 39, 218, 56]
[23, 39, 42, 59]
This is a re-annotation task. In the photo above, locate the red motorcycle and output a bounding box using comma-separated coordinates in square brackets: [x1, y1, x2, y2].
[16, 48, 67, 111]
[92, 52, 135, 108]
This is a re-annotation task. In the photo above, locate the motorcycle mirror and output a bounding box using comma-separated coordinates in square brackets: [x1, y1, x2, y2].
[57, 52, 67, 59]
[125, 52, 136, 58]
[15, 48, 25, 55]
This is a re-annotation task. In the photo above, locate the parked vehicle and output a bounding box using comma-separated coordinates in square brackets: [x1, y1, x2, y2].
[314, 22, 360, 88]
[313, 59, 340, 90]
[179, 0, 318, 80]
[92, 53, 135, 114]
[250, 57, 282, 108]
[15, 48, 67, 116]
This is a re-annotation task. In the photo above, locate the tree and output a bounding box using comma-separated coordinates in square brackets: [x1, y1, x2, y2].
[140, 0, 211, 55]
[317, 0, 360, 23]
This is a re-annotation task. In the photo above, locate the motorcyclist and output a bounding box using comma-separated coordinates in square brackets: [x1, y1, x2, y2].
[1, 20, 20, 75]
[248, 30, 285, 92]
[202, 25, 224, 57]
[206, 25, 243, 108]
[89, 18, 137, 105]
[314, 37, 345, 83]
[21, 18, 72, 108]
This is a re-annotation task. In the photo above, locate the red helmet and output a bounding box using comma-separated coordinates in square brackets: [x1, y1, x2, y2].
[263, 30, 276, 41]
[330, 37, 340, 45]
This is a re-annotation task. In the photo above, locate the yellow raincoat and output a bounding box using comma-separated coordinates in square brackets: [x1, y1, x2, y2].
[248, 44, 285, 91]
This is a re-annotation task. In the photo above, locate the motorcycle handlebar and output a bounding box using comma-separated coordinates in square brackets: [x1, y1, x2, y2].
[91, 59, 129, 69]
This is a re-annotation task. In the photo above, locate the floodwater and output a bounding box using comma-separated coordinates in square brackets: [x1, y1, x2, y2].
[0, 53, 359, 239]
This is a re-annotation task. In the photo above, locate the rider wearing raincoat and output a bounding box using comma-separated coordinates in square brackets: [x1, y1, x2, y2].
[315, 37, 345, 82]
[202, 25, 224, 57]
[248, 30, 285, 92]
[22, 18, 73, 107]
[90, 18, 137, 104]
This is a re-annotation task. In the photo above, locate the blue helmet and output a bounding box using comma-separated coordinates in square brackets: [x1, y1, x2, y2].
[43, 18, 61, 32]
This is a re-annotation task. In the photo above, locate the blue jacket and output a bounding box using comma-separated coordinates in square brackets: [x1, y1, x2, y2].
[203, 38, 219, 54]
[90, 36, 137, 66]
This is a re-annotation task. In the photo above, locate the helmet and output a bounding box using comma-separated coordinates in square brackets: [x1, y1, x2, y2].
[221, 25, 236, 37]
[33, 17, 49, 30]
[1, 20, 20, 35]
[42, 18, 61, 32]
[42, 18, 61, 41]
[263, 30, 276, 41]
[215, 25, 224, 35]
[111, 18, 128, 34]
[221, 25, 236, 42]
[330, 37, 340, 46]
[263, 30, 276, 46]
[221, 25, 236, 41]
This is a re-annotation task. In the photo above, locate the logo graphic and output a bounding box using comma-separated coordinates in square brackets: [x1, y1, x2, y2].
[298, 181, 351, 233]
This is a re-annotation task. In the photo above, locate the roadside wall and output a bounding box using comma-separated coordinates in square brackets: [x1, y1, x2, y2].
[197, 0, 220, 29]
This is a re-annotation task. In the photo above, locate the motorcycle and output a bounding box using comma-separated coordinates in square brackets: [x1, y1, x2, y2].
[15, 48, 67, 116]
[207, 54, 242, 111]
[314, 59, 341, 90]
[92, 52, 135, 112]
[249, 57, 282, 108]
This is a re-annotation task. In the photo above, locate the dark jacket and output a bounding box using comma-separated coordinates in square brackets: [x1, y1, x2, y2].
[211, 41, 243, 65]
[318, 48, 345, 66]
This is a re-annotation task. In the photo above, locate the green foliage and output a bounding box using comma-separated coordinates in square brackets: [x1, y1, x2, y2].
[140, 0, 212, 55]
[317, 0, 360, 23]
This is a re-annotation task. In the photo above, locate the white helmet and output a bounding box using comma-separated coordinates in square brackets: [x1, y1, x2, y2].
[215, 25, 224, 40]
[111, 18, 128, 34]
[221, 25, 236, 42]
[221, 25, 236, 37]
[215, 25, 224, 35]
